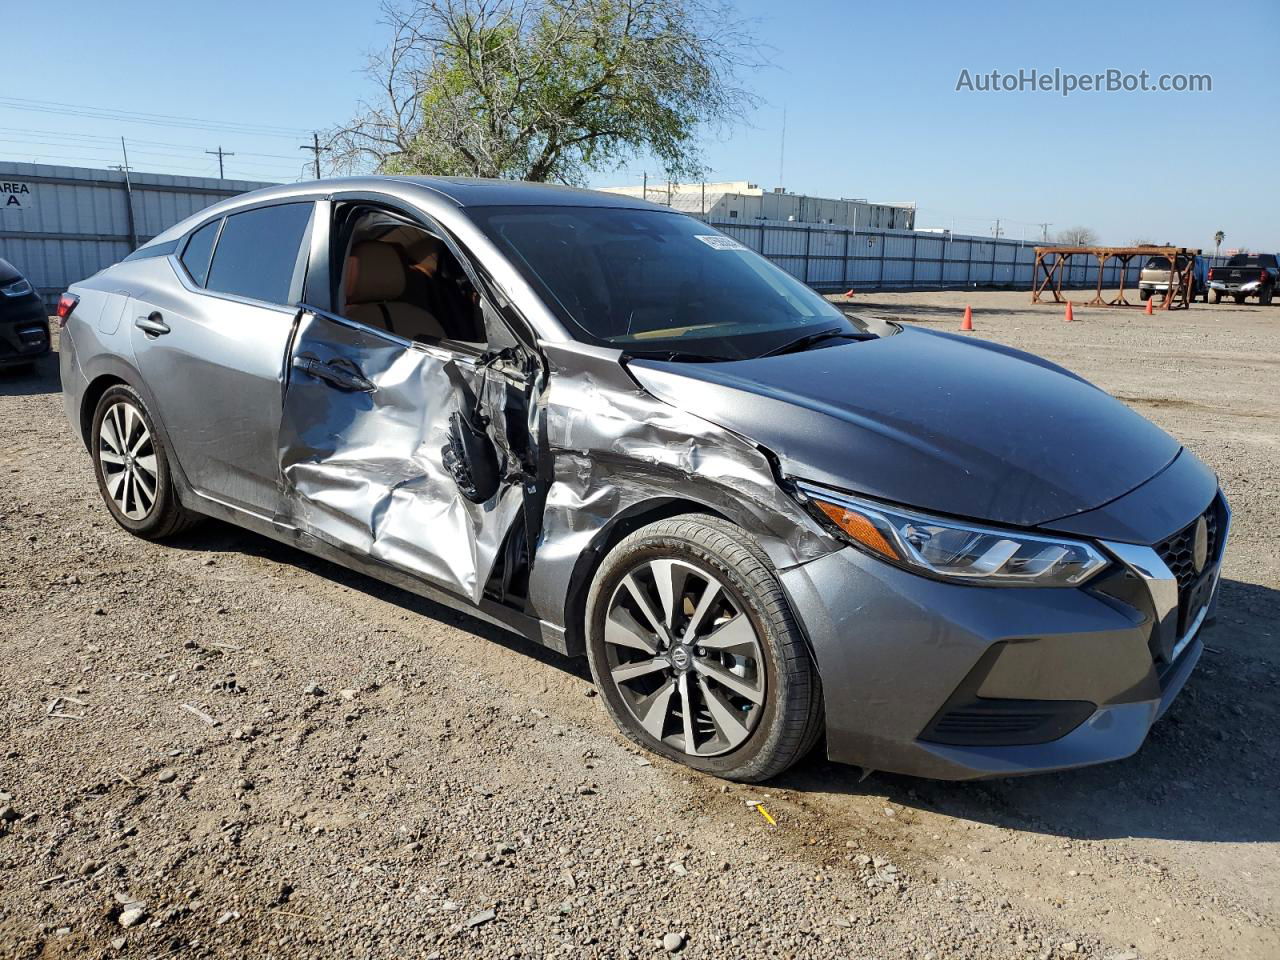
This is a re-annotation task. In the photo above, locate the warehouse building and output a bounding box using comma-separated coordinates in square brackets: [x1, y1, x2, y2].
[0, 163, 274, 308]
[595, 179, 916, 230]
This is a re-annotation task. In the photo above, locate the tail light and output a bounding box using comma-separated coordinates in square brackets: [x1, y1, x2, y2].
[1262, 270, 1270, 284]
[1208, 267, 1216, 281]
[56, 293, 80, 327]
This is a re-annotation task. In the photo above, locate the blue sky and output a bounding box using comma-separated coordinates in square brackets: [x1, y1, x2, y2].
[4, 0, 1275, 248]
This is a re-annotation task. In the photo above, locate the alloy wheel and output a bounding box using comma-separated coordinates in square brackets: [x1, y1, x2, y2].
[602, 558, 766, 757]
[98, 401, 159, 521]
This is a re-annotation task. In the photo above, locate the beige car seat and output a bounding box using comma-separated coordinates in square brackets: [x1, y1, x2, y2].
[342, 241, 445, 340]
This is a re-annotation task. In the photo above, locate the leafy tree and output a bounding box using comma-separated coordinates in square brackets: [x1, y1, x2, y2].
[1055, 225, 1098, 246]
[328, 0, 761, 183]
[1213, 230, 1225, 258]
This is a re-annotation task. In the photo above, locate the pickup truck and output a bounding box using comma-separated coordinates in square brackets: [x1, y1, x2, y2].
[1207, 253, 1278, 305]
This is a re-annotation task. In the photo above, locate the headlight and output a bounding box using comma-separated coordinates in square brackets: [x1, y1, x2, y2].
[1, 278, 32, 298]
[795, 481, 1108, 587]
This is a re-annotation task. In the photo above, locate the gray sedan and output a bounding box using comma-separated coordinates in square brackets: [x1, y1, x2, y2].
[58, 177, 1228, 782]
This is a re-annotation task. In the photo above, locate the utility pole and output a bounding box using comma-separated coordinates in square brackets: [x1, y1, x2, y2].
[111, 137, 139, 251]
[299, 132, 329, 180]
[992, 218, 1004, 240]
[1037, 222, 1052, 242]
[778, 105, 787, 189]
[205, 145, 235, 179]
[642, 170, 648, 203]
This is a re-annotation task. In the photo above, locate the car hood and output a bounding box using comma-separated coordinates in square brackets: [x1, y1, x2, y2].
[626, 326, 1181, 528]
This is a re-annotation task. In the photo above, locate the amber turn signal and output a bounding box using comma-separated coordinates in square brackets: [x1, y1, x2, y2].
[813, 500, 900, 560]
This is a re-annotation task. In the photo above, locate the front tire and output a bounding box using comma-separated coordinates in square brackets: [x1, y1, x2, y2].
[585, 515, 822, 782]
[91, 385, 200, 539]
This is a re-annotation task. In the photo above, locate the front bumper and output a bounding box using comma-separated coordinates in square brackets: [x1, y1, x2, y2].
[781, 492, 1228, 780]
[0, 298, 51, 365]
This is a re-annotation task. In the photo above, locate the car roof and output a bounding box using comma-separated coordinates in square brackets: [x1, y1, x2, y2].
[388, 176, 663, 210]
[142, 175, 671, 249]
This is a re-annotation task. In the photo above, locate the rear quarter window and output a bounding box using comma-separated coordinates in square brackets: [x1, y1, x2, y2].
[180, 219, 221, 287]
[205, 203, 314, 305]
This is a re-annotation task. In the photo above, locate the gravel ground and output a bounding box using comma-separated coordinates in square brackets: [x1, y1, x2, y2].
[0, 290, 1276, 959]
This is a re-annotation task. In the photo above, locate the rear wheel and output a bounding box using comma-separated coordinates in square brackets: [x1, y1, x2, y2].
[1138, 288, 1151, 301]
[91, 385, 200, 539]
[585, 515, 822, 782]
[1261, 288, 1274, 305]
[1208, 288, 1220, 304]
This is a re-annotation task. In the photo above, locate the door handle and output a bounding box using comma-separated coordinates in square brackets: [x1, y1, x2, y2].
[292, 355, 376, 393]
[134, 312, 170, 337]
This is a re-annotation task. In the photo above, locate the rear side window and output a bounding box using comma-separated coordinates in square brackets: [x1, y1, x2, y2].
[181, 219, 221, 286]
[1226, 254, 1273, 268]
[206, 203, 314, 305]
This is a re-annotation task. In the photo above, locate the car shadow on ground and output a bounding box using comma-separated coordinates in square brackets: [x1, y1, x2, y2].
[779, 576, 1280, 845]
[0, 354, 58, 396]
[164, 519, 593, 684]
[163, 516, 1278, 846]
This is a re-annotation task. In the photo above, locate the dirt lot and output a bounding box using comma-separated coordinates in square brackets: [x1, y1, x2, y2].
[1, 290, 1276, 960]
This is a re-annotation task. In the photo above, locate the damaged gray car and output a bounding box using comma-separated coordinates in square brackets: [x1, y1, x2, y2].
[59, 177, 1229, 782]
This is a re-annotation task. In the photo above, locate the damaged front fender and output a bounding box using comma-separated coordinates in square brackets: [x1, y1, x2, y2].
[525, 340, 842, 651]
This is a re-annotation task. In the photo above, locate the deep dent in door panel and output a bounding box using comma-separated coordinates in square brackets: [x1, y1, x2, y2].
[278, 313, 525, 603]
[277, 321, 839, 638]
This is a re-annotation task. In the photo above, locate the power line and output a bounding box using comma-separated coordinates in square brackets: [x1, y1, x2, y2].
[0, 148, 298, 180]
[0, 127, 304, 160]
[0, 96, 313, 139]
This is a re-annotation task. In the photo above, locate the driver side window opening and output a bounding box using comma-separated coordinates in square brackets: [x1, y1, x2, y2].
[334, 205, 485, 346]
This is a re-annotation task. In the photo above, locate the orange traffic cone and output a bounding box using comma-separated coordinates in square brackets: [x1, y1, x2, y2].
[1064, 302, 1076, 323]
[1144, 296, 1154, 316]
[960, 305, 973, 331]
[844, 289, 855, 300]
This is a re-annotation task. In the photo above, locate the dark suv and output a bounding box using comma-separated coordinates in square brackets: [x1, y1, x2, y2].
[0, 257, 51, 368]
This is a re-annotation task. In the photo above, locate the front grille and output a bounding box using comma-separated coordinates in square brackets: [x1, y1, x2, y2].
[1154, 504, 1219, 591]
[1151, 498, 1225, 656]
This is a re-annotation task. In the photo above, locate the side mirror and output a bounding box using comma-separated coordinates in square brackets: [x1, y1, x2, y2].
[442, 410, 500, 504]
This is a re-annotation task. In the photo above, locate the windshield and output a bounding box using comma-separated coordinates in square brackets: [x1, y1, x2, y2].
[468, 205, 865, 358]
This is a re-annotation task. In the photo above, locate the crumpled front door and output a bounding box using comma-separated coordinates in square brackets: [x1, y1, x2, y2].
[277, 309, 524, 602]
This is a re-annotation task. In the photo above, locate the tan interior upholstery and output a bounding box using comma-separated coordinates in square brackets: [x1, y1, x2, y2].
[343, 240, 445, 341]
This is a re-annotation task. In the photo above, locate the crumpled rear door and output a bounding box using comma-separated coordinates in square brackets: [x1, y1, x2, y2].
[277, 309, 525, 602]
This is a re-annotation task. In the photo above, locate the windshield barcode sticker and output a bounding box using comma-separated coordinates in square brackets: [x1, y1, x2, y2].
[694, 234, 747, 251]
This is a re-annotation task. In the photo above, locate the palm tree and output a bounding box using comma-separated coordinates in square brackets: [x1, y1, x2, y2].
[1214, 230, 1225, 259]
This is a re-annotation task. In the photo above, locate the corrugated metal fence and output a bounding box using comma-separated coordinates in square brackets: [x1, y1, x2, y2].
[0, 163, 1225, 309]
[0, 162, 273, 308]
[709, 219, 1228, 292]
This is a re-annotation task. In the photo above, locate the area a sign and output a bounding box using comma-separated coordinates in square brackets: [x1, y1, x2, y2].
[2, 181, 32, 209]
